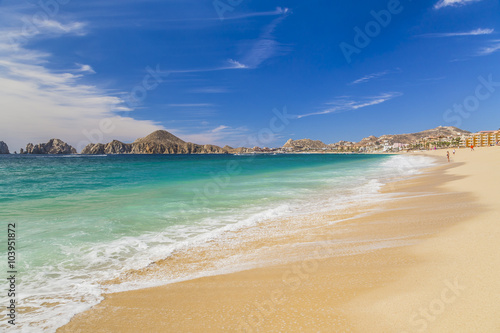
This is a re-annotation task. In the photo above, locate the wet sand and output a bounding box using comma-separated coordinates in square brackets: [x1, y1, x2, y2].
[59, 146, 500, 332]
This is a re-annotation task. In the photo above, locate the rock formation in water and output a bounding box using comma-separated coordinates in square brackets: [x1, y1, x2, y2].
[220, 145, 253, 154]
[0, 141, 9, 154]
[81, 130, 229, 155]
[23, 139, 77, 155]
[81, 140, 132, 155]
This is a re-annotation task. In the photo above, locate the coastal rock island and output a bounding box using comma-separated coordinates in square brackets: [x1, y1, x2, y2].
[22, 139, 77, 155]
[0, 141, 9, 154]
[82, 130, 228, 155]
[80, 140, 132, 155]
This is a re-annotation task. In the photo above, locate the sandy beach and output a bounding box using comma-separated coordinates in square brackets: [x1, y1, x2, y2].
[59, 147, 500, 332]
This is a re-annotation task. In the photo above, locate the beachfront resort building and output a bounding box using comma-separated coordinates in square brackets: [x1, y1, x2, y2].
[465, 130, 500, 147]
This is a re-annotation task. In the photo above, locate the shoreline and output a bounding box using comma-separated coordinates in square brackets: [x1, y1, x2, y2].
[58, 147, 500, 332]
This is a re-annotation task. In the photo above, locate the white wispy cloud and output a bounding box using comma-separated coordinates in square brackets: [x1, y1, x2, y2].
[164, 59, 248, 74]
[175, 125, 249, 146]
[477, 40, 500, 55]
[434, 0, 482, 9]
[296, 93, 402, 119]
[212, 125, 229, 133]
[227, 59, 248, 69]
[5, 18, 87, 47]
[222, 7, 289, 20]
[35, 19, 87, 35]
[233, 8, 290, 69]
[350, 70, 392, 85]
[0, 16, 162, 152]
[76, 63, 96, 74]
[419, 28, 494, 38]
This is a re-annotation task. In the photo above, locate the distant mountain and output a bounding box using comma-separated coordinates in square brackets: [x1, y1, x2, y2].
[134, 130, 186, 145]
[82, 130, 228, 155]
[283, 138, 329, 150]
[356, 126, 471, 146]
[357, 136, 378, 146]
[0, 141, 9, 154]
[21, 139, 76, 155]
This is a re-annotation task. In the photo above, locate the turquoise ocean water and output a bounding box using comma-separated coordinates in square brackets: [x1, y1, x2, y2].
[0, 153, 434, 331]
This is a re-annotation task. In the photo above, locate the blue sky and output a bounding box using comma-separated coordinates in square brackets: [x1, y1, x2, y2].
[1, 0, 500, 151]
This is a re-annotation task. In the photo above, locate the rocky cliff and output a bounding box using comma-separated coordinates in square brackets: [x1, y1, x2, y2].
[81, 130, 229, 155]
[0, 141, 9, 154]
[81, 140, 132, 155]
[283, 138, 329, 150]
[23, 139, 76, 154]
[222, 145, 253, 154]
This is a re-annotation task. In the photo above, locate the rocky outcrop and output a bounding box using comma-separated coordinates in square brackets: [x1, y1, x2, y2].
[81, 140, 133, 155]
[105, 140, 132, 154]
[0, 141, 9, 154]
[23, 139, 76, 154]
[128, 141, 227, 154]
[81, 143, 105, 155]
[283, 138, 329, 150]
[82, 130, 229, 155]
[357, 135, 379, 147]
[221, 146, 253, 154]
[198, 144, 229, 154]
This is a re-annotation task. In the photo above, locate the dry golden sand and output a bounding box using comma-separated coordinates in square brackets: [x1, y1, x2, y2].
[59, 147, 500, 333]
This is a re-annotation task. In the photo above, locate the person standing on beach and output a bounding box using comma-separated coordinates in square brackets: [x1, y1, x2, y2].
[447, 151, 450, 163]
[453, 149, 456, 155]
[471, 145, 474, 151]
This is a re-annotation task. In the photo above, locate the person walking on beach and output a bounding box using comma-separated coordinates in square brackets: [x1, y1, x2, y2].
[471, 145, 474, 151]
[447, 151, 450, 163]
[453, 149, 456, 155]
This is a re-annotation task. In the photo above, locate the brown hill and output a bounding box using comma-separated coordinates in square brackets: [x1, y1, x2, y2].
[81, 140, 132, 155]
[283, 138, 329, 150]
[133, 130, 185, 145]
[357, 126, 471, 146]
